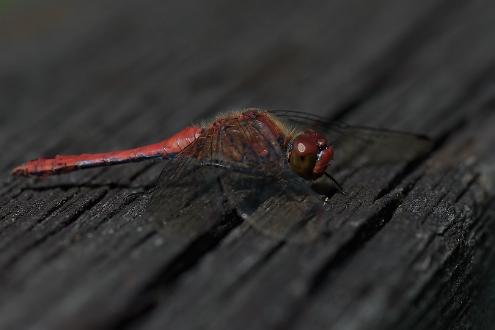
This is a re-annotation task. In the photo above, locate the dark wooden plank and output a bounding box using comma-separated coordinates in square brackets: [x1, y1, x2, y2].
[0, 0, 494, 329]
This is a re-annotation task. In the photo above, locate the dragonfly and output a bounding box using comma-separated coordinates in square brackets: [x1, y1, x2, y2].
[12, 109, 431, 242]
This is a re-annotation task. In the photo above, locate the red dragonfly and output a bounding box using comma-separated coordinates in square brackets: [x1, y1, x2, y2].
[12, 109, 430, 242]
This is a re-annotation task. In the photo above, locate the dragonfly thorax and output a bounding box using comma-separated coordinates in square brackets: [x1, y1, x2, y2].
[287, 130, 333, 180]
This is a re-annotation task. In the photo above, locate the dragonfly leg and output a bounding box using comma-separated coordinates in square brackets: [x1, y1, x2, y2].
[324, 172, 346, 195]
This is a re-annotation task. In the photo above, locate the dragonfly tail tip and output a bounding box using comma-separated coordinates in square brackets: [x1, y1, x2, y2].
[11, 165, 28, 177]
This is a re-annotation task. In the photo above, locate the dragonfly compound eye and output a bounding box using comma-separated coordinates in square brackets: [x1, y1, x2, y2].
[288, 130, 333, 180]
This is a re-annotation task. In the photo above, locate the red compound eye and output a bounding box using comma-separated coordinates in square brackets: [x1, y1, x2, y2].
[288, 130, 333, 180]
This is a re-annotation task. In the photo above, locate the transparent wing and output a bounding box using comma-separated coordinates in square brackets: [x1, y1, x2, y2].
[270, 110, 432, 173]
[147, 158, 233, 244]
[148, 115, 330, 243]
[147, 125, 242, 243]
[221, 169, 330, 243]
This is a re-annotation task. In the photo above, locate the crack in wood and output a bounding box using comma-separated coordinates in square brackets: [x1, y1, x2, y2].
[106, 211, 244, 330]
[1, 1, 495, 329]
[0, 190, 107, 272]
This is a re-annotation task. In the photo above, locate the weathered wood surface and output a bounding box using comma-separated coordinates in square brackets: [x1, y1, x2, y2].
[1, 0, 495, 329]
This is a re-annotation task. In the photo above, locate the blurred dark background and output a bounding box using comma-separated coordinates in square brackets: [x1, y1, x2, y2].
[1, 0, 495, 329]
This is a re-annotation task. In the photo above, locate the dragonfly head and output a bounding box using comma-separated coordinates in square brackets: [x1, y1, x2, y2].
[287, 130, 333, 180]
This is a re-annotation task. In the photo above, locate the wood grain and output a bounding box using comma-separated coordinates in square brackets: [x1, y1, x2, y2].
[0, 0, 494, 329]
